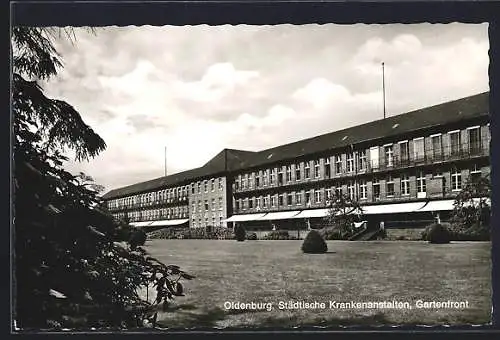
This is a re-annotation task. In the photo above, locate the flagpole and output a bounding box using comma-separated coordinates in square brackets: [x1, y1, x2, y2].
[382, 62, 386, 119]
[164, 146, 167, 177]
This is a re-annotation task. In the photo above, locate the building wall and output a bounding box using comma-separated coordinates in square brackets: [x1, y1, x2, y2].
[189, 176, 228, 229]
[231, 122, 490, 215]
[106, 120, 490, 227]
[106, 184, 190, 222]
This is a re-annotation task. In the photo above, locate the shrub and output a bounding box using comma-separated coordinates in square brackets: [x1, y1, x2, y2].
[247, 232, 258, 240]
[234, 224, 246, 241]
[264, 230, 290, 240]
[128, 228, 147, 249]
[301, 230, 328, 254]
[319, 227, 346, 240]
[424, 223, 451, 244]
[449, 221, 490, 241]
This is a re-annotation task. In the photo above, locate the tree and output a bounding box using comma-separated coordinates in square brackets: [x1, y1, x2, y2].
[323, 192, 363, 239]
[12, 27, 192, 329]
[451, 174, 491, 236]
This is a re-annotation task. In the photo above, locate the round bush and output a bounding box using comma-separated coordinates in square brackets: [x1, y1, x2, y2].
[425, 223, 451, 244]
[234, 224, 246, 242]
[301, 230, 328, 254]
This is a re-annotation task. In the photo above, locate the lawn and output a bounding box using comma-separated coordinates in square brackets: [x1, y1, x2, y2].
[143, 239, 492, 329]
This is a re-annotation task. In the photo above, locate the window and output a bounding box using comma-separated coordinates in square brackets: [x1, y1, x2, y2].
[271, 195, 277, 207]
[334, 184, 343, 197]
[256, 172, 261, 187]
[219, 178, 223, 190]
[359, 180, 367, 199]
[295, 192, 302, 205]
[401, 174, 410, 195]
[270, 170, 276, 185]
[286, 165, 292, 182]
[384, 145, 394, 167]
[470, 164, 482, 183]
[305, 162, 311, 179]
[197, 182, 201, 193]
[191, 185, 195, 194]
[468, 127, 481, 154]
[346, 153, 355, 173]
[324, 158, 331, 178]
[204, 200, 209, 210]
[295, 163, 301, 181]
[315, 189, 322, 204]
[373, 178, 380, 200]
[248, 174, 253, 189]
[417, 171, 426, 194]
[249, 197, 254, 209]
[386, 175, 395, 197]
[277, 168, 284, 185]
[243, 198, 248, 210]
[204, 180, 208, 193]
[192, 202, 196, 213]
[305, 191, 312, 206]
[449, 131, 461, 156]
[358, 150, 367, 171]
[413, 138, 425, 161]
[235, 200, 240, 211]
[263, 170, 269, 186]
[278, 194, 284, 206]
[219, 197, 223, 210]
[314, 160, 321, 178]
[451, 167, 462, 191]
[399, 141, 409, 164]
[431, 134, 442, 161]
[256, 197, 261, 208]
[335, 155, 342, 174]
[348, 180, 356, 200]
[211, 198, 216, 210]
[242, 174, 248, 189]
[287, 193, 293, 206]
[264, 195, 269, 208]
[325, 188, 332, 202]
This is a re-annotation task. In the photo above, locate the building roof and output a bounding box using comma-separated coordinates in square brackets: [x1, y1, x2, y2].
[233, 91, 489, 171]
[102, 148, 256, 199]
[103, 91, 489, 200]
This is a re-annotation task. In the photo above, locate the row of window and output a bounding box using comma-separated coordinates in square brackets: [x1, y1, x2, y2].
[234, 166, 476, 211]
[234, 126, 486, 191]
[123, 206, 189, 221]
[107, 185, 190, 209]
[107, 177, 226, 210]
[192, 197, 224, 213]
[191, 178, 224, 195]
[191, 212, 225, 228]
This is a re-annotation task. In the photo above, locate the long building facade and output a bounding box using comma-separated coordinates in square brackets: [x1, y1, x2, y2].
[103, 92, 490, 231]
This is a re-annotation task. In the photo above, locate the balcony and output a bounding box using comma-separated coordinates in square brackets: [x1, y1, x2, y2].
[230, 141, 489, 195]
[368, 143, 489, 173]
[108, 196, 189, 212]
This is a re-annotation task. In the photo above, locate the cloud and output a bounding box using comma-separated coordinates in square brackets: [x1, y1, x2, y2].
[38, 24, 489, 192]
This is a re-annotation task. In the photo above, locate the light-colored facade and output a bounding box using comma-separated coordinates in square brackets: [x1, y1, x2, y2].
[103, 92, 490, 230]
[189, 176, 229, 229]
[229, 123, 490, 228]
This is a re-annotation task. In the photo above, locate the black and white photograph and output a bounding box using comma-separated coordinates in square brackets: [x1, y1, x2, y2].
[12, 22, 492, 330]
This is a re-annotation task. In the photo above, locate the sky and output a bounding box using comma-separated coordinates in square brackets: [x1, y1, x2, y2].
[42, 24, 489, 193]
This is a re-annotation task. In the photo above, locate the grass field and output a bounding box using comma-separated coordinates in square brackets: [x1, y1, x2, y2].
[143, 239, 492, 329]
